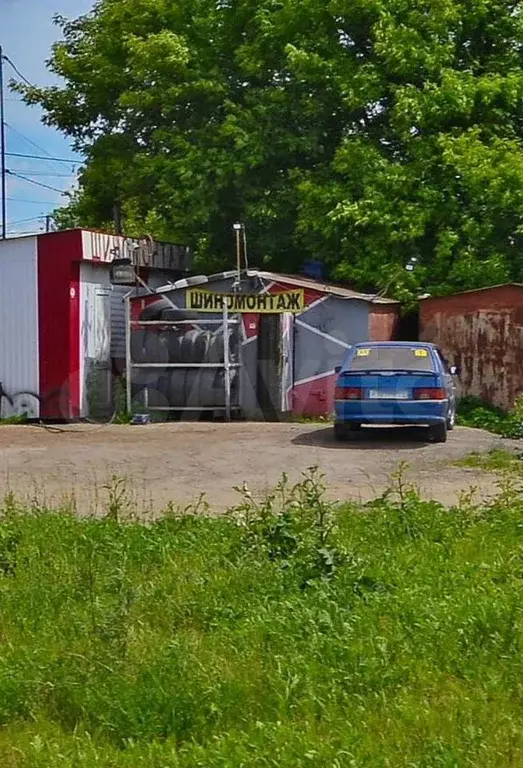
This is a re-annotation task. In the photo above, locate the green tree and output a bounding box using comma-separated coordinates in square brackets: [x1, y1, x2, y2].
[16, 0, 523, 294]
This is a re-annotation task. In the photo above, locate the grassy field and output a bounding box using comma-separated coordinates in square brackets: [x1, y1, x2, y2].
[0, 469, 523, 767]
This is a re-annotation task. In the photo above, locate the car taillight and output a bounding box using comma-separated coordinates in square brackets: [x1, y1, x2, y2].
[335, 386, 363, 400]
[414, 387, 446, 401]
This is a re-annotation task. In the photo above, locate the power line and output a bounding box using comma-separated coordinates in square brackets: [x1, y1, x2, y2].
[8, 170, 75, 178]
[6, 169, 68, 195]
[6, 151, 79, 164]
[7, 229, 46, 236]
[5, 122, 54, 158]
[6, 214, 45, 226]
[3, 56, 33, 88]
[7, 197, 60, 205]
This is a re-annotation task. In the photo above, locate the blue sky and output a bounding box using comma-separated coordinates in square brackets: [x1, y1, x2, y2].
[2, 0, 94, 235]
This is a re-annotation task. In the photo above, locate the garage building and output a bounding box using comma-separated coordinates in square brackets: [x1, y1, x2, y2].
[128, 270, 399, 419]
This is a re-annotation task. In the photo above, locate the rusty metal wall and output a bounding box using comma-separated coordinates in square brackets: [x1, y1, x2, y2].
[369, 305, 400, 341]
[420, 286, 523, 410]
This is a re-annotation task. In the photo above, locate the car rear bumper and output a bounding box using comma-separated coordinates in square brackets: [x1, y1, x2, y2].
[335, 400, 448, 425]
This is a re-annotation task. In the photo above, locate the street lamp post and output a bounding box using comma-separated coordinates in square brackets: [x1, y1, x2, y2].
[233, 222, 243, 286]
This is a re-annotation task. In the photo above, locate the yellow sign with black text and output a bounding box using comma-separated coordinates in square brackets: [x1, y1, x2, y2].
[187, 288, 305, 314]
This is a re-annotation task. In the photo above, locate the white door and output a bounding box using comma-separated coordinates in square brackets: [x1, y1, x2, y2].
[80, 265, 113, 417]
[93, 290, 111, 363]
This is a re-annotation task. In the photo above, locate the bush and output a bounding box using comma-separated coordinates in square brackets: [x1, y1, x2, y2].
[457, 395, 523, 438]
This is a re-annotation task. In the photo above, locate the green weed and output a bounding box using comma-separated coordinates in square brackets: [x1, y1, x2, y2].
[457, 394, 523, 438]
[0, 473, 523, 765]
[456, 448, 523, 473]
[0, 414, 29, 425]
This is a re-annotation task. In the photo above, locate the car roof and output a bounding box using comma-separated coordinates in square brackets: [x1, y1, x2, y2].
[353, 341, 436, 348]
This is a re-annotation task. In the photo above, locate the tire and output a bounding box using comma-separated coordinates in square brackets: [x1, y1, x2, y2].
[169, 370, 187, 407]
[130, 330, 146, 364]
[447, 406, 456, 431]
[199, 370, 218, 407]
[140, 298, 173, 322]
[184, 369, 201, 408]
[212, 370, 226, 407]
[181, 330, 208, 364]
[208, 331, 224, 364]
[430, 421, 448, 443]
[167, 331, 182, 363]
[133, 384, 169, 411]
[143, 332, 169, 365]
[160, 307, 199, 322]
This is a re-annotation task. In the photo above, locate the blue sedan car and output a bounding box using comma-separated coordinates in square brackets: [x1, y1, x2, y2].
[334, 342, 458, 443]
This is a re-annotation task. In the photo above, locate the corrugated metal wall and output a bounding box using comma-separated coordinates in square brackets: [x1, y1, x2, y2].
[0, 237, 39, 415]
[111, 286, 128, 359]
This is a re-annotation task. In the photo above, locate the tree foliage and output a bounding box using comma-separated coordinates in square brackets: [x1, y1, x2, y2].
[16, 0, 523, 294]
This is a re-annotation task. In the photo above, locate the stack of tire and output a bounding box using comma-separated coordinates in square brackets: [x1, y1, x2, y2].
[131, 298, 237, 416]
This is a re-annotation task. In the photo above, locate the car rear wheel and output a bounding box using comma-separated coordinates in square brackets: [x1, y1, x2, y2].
[430, 422, 448, 443]
[447, 407, 456, 431]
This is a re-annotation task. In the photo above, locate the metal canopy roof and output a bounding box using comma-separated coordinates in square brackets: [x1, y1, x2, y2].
[154, 269, 397, 305]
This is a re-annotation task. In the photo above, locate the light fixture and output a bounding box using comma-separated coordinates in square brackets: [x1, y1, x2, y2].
[233, 223, 242, 231]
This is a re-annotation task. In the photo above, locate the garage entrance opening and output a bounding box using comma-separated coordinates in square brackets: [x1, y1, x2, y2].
[257, 314, 282, 420]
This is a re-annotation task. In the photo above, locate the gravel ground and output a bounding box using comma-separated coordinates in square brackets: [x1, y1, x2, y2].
[0, 422, 518, 514]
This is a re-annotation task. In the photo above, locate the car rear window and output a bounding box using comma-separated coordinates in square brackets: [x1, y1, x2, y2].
[348, 346, 435, 372]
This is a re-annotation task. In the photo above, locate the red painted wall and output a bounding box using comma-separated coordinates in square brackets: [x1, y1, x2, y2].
[420, 285, 523, 410]
[291, 373, 337, 417]
[37, 230, 82, 419]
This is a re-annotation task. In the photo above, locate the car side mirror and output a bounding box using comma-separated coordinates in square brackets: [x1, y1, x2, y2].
[334, 365, 341, 374]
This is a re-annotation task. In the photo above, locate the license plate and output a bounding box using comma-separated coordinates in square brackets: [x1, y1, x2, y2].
[368, 390, 409, 400]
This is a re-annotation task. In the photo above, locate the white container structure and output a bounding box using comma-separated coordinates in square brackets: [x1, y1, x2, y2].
[0, 229, 191, 419]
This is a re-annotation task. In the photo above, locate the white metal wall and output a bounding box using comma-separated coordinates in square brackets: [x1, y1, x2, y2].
[0, 237, 39, 415]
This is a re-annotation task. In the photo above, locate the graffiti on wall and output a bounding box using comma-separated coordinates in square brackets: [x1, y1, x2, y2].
[0, 383, 40, 420]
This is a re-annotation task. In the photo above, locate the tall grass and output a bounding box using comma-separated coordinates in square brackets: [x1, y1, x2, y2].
[0, 469, 523, 766]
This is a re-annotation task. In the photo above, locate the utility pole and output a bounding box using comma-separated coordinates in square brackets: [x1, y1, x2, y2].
[0, 47, 6, 240]
[45, 214, 51, 233]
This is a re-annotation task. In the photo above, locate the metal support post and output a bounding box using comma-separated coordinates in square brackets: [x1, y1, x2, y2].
[223, 303, 231, 421]
[0, 47, 6, 240]
[125, 295, 132, 414]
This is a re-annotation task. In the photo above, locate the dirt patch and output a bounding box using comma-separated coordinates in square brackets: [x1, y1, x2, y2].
[0, 423, 517, 513]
